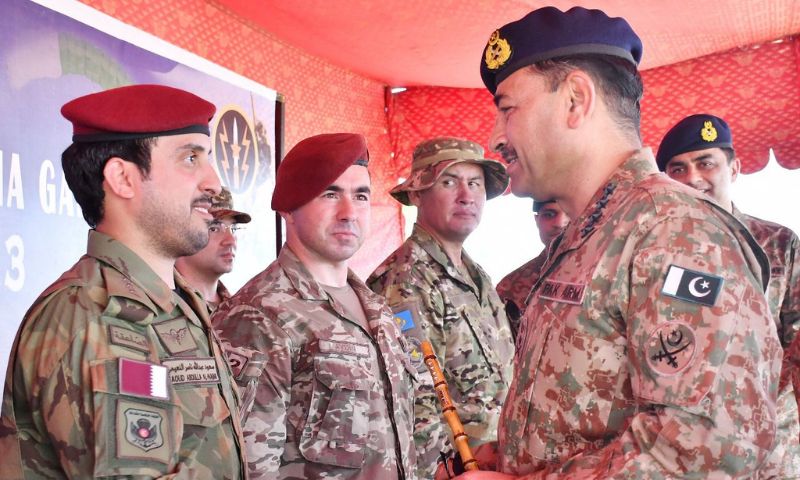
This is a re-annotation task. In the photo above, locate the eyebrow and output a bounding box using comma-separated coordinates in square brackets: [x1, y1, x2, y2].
[178, 143, 209, 154]
[493, 94, 505, 107]
[325, 185, 372, 194]
[442, 171, 483, 182]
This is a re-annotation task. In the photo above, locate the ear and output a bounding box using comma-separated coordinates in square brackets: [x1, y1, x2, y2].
[563, 70, 596, 129]
[102, 157, 138, 199]
[279, 210, 294, 226]
[408, 190, 422, 207]
[730, 155, 741, 182]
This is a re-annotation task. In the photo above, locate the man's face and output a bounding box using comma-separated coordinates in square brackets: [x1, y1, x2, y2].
[285, 164, 371, 264]
[535, 202, 570, 244]
[178, 218, 240, 277]
[411, 162, 486, 243]
[664, 147, 739, 209]
[489, 68, 566, 200]
[137, 133, 221, 258]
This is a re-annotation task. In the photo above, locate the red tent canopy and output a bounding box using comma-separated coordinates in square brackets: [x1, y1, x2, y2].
[217, 0, 800, 174]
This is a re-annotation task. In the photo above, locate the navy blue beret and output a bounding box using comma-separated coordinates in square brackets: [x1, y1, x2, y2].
[656, 114, 733, 171]
[480, 6, 643, 94]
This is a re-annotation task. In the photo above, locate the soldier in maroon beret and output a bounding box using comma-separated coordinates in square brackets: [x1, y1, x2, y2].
[214, 133, 418, 479]
[0, 84, 247, 478]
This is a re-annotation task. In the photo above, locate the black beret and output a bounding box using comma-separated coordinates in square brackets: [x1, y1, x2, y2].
[61, 84, 215, 143]
[481, 6, 643, 94]
[656, 114, 733, 171]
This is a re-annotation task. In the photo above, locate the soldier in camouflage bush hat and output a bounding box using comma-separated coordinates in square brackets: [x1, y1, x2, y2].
[177, 187, 251, 313]
[370, 136, 514, 479]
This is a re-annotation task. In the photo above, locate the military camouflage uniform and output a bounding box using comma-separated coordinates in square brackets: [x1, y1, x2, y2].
[0, 230, 246, 479]
[498, 149, 780, 478]
[207, 280, 233, 316]
[212, 246, 418, 480]
[368, 224, 515, 479]
[733, 206, 800, 478]
[496, 248, 548, 339]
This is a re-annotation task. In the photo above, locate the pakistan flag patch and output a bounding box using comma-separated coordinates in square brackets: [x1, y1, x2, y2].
[661, 265, 723, 307]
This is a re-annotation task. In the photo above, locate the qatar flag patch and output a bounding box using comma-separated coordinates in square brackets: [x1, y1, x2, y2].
[661, 265, 723, 307]
[119, 358, 169, 400]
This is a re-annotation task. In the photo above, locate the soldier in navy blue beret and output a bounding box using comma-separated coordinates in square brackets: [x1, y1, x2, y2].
[449, 6, 781, 480]
[659, 114, 800, 480]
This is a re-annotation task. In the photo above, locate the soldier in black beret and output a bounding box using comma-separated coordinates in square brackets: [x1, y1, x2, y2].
[446, 6, 780, 480]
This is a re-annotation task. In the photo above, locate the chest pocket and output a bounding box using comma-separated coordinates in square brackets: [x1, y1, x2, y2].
[299, 356, 374, 468]
[450, 292, 501, 375]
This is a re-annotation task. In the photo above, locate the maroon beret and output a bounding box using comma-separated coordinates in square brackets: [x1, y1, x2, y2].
[272, 133, 369, 212]
[61, 84, 216, 143]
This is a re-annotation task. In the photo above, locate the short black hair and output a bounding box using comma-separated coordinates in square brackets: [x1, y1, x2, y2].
[61, 138, 155, 227]
[530, 54, 643, 142]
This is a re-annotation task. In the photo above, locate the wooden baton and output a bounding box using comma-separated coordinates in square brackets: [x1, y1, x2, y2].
[420, 340, 479, 472]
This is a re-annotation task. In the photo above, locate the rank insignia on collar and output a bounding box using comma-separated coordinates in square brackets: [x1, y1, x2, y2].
[484, 30, 512, 70]
[646, 322, 696, 376]
[700, 120, 718, 142]
[661, 265, 723, 307]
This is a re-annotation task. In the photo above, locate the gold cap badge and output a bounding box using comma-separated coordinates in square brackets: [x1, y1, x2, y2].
[700, 120, 718, 142]
[484, 30, 512, 70]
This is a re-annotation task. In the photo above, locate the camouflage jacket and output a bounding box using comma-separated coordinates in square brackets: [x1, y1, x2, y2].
[368, 225, 515, 479]
[495, 248, 547, 339]
[734, 205, 800, 479]
[0, 230, 246, 479]
[498, 149, 780, 478]
[212, 246, 418, 480]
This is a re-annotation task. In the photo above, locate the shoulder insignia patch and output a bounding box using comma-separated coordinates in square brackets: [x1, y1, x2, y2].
[393, 309, 416, 332]
[109, 325, 149, 353]
[116, 398, 171, 463]
[119, 358, 169, 399]
[661, 265, 723, 307]
[645, 322, 696, 376]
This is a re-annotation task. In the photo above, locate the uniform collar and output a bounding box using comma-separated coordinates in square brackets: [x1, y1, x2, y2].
[277, 244, 383, 333]
[411, 224, 487, 300]
[86, 229, 177, 314]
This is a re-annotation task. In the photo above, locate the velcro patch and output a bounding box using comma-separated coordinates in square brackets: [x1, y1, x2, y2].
[318, 339, 369, 358]
[153, 317, 198, 355]
[119, 358, 169, 400]
[539, 279, 586, 305]
[225, 350, 249, 379]
[109, 325, 149, 353]
[116, 398, 171, 463]
[661, 265, 723, 307]
[161, 357, 220, 386]
[393, 309, 415, 332]
[405, 336, 426, 371]
[645, 322, 696, 376]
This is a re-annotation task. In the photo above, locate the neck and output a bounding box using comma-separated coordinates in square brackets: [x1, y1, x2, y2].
[175, 263, 220, 303]
[417, 224, 465, 268]
[285, 240, 349, 287]
[95, 223, 177, 288]
[557, 143, 640, 220]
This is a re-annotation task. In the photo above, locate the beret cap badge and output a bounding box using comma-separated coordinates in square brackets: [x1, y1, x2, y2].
[700, 121, 718, 142]
[484, 30, 512, 70]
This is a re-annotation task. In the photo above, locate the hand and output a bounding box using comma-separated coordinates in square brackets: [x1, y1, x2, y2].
[434, 442, 500, 480]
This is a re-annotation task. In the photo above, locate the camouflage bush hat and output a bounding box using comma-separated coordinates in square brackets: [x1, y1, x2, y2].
[211, 187, 251, 224]
[656, 114, 733, 171]
[389, 137, 509, 206]
[480, 6, 643, 94]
